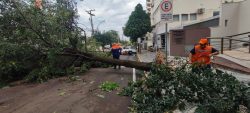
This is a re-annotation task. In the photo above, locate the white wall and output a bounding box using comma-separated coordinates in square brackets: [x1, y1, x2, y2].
[150, 0, 221, 53]
[151, 0, 221, 31]
[211, 0, 250, 37]
[238, 0, 250, 33]
[211, 2, 240, 37]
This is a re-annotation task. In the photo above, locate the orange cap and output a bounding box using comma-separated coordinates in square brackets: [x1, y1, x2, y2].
[199, 38, 208, 44]
[112, 43, 119, 49]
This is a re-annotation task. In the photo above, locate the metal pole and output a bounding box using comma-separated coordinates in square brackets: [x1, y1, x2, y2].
[90, 16, 94, 36]
[84, 30, 87, 52]
[248, 35, 250, 53]
[165, 22, 168, 64]
[221, 38, 224, 54]
[229, 39, 232, 50]
[86, 10, 95, 37]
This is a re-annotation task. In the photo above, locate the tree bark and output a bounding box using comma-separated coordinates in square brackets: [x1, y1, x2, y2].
[62, 48, 152, 70]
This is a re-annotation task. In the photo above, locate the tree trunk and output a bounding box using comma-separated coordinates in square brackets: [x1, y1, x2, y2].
[62, 48, 152, 70]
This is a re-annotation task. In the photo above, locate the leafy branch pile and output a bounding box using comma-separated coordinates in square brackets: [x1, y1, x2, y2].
[121, 65, 250, 113]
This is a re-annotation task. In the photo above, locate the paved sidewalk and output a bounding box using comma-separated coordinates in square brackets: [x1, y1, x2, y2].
[137, 50, 156, 63]
[137, 50, 187, 65]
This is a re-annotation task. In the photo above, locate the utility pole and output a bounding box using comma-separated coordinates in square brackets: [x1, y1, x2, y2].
[86, 9, 95, 37]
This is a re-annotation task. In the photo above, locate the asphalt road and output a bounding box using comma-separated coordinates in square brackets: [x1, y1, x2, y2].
[0, 68, 134, 113]
[0, 55, 137, 113]
[120, 55, 136, 61]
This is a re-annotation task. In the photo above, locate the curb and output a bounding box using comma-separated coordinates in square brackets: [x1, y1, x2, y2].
[212, 56, 250, 75]
[212, 62, 250, 75]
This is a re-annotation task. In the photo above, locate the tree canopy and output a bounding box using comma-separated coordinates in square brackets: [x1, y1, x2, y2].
[123, 4, 152, 42]
[0, 0, 84, 83]
[93, 30, 119, 47]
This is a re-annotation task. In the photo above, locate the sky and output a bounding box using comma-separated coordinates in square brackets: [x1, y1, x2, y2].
[76, 0, 146, 40]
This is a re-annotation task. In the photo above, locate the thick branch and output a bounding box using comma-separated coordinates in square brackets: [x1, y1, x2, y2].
[61, 51, 152, 70]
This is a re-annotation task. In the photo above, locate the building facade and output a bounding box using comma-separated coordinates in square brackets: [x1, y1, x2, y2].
[149, 0, 222, 54]
[211, 0, 250, 37]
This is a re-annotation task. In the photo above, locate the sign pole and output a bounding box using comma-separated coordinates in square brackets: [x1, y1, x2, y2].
[165, 22, 168, 64]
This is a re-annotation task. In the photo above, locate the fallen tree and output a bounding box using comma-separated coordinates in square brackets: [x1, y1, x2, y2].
[62, 48, 152, 71]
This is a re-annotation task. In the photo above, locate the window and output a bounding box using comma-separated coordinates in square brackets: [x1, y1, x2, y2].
[225, 19, 228, 27]
[213, 11, 220, 16]
[181, 14, 188, 21]
[190, 13, 197, 20]
[173, 14, 180, 21]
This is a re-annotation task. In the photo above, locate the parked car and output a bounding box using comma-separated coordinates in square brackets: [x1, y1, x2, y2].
[122, 46, 136, 55]
[104, 45, 111, 49]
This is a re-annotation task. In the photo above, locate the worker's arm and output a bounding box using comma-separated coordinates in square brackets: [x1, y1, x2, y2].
[209, 48, 219, 57]
[189, 48, 195, 64]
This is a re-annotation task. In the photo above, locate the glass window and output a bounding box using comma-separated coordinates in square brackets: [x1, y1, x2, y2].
[181, 14, 188, 21]
[213, 11, 220, 16]
[173, 14, 180, 22]
[190, 13, 197, 20]
[225, 19, 228, 27]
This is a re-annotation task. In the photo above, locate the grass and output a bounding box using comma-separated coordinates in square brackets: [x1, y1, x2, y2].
[99, 81, 119, 92]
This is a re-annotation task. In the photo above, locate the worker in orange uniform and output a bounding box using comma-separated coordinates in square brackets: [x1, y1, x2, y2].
[189, 38, 219, 69]
[111, 43, 122, 69]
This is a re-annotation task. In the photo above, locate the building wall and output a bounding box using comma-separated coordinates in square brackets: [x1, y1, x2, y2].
[238, 0, 250, 33]
[184, 18, 219, 29]
[211, 2, 240, 37]
[170, 28, 210, 57]
[150, 0, 221, 53]
[151, 0, 221, 30]
[211, 0, 250, 37]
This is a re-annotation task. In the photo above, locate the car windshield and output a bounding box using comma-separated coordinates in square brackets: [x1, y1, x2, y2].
[124, 46, 130, 49]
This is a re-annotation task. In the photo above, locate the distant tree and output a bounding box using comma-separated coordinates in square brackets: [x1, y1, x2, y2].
[93, 30, 119, 48]
[120, 40, 131, 46]
[124, 4, 152, 43]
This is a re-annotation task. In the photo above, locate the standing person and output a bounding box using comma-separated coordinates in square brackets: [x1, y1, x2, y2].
[111, 43, 122, 69]
[189, 38, 219, 70]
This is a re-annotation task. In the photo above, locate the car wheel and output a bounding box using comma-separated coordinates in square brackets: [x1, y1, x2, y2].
[128, 51, 133, 55]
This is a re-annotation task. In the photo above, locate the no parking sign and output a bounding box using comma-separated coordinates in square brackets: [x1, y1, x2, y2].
[160, 0, 173, 21]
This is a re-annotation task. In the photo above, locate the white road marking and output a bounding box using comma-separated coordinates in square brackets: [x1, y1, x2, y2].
[133, 68, 136, 82]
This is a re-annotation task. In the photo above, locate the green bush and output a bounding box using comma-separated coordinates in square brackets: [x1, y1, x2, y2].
[80, 64, 88, 73]
[25, 68, 50, 83]
[0, 43, 40, 82]
[121, 64, 250, 113]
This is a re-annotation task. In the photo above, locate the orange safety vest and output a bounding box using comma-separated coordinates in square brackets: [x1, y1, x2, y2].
[112, 43, 120, 49]
[191, 45, 212, 65]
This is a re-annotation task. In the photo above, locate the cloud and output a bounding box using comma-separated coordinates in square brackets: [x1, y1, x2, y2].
[77, 0, 146, 41]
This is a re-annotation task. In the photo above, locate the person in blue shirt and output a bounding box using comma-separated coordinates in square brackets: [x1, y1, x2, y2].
[111, 43, 122, 69]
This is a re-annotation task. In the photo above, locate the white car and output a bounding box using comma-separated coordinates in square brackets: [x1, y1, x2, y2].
[104, 45, 111, 49]
[122, 46, 137, 55]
